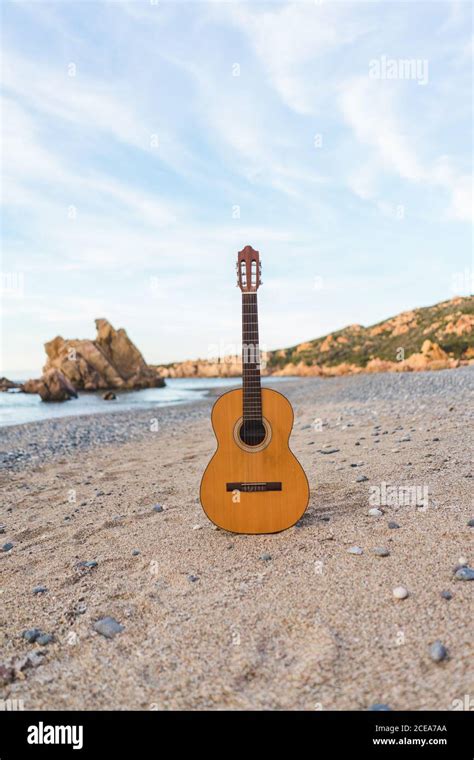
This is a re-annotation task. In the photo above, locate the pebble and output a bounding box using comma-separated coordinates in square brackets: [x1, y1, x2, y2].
[153, 505, 164, 513]
[399, 435, 411, 442]
[393, 586, 409, 599]
[1, 542, 13, 552]
[368, 508, 383, 517]
[356, 475, 369, 482]
[33, 585, 48, 595]
[441, 590, 452, 600]
[373, 547, 390, 557]
[78, 560, 98, 569]
[0, 525, 5, 534]
[188, 575, 199, 582]
[369, 703, 392, 711]
[430, 641, 448, 662]
[318, 448, 340, 454]
[192, 525, 202, 530]
[468, 519, 474, 527]
[260, 553, 272, 561]
[132, 549, 140, 556]
[348, 546, 363, 555]
[95, 490, 105, 497]
[36, 633, 54, 646]
[93, 617, 124, 639]
[454, 566, 474, 581]
[75, 601, 87, 614]
[388, 521, 400, 529]
[22, 628, 42, 643]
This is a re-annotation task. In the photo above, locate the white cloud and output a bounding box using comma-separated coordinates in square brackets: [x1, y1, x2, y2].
[224, 2, 367, 115]
[339, 76, 472, 221]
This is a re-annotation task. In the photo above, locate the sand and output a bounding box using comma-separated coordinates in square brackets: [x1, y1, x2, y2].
[0, 369, 473, 710]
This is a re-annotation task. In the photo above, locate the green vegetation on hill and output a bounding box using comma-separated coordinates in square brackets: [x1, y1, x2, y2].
[267, 296, 474, 370]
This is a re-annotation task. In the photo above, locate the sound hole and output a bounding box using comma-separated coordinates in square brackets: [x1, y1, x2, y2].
[239, 420, 266, 446]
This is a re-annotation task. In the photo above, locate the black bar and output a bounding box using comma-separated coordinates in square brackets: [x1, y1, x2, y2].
[0, 710, 471, 758]
[226, 481, 282, 492]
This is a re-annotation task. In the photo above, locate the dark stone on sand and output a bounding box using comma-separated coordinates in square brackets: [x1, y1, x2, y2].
[2, 542, 13, 552]
[468, 519, 474, 527]
[22, 628, 42, 643]
[260, 553, 272, 561]
[454, 566, 474, 581]
[93, 617, 124, 639]
[318, 448, 340, 454]
[132, 549, 140, 556]
[356, 475, 369, 482]
[430, 641, 448, 662]
[188, 575, 199, 582]
[373, 547, 390, 557]
[441, 590, 452, 600]
[388, 521, 400, 529]
[153, 504, 164, 513]
[36, 633, 54, 646]
[33, 585, 48, 595]
[369, 703, 392, 711]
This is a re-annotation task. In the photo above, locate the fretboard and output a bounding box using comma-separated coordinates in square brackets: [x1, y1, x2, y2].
[242, 292, 262, 421]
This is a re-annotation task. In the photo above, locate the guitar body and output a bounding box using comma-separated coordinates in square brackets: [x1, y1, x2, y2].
[200, 388, 309, 534]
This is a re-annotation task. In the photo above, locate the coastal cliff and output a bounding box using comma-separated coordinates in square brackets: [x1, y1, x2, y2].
[155, 296, 474, 378]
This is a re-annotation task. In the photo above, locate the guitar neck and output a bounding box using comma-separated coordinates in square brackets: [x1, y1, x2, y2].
[242, 292, 262, 421]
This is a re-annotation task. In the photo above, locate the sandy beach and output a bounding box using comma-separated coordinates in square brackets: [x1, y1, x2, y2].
[1, 369, 472, 710]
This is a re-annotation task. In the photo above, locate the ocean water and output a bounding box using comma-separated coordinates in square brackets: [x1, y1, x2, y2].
[0, 376, 290, 428]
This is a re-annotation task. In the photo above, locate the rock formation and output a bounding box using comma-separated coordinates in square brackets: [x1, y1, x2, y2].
[42, 318, 164, 390]
[157, 356, 243, 379]
[22, 369, 78, 402]
[0, 377, 20, 391]
[23, 319, 165, 400]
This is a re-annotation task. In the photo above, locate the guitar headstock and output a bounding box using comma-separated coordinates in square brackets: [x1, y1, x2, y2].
[236, 245, 262, 292]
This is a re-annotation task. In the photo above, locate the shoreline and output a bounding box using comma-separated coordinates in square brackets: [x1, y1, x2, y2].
[1, 368, 472, 473]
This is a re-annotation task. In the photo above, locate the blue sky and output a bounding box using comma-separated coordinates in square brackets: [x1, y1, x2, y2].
[1, 0, 472, 374]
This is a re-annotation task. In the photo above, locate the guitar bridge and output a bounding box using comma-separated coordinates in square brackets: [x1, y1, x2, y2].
[226, 482, 282, 492]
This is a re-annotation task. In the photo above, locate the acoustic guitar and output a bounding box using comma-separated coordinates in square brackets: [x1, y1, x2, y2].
[200, 245, 310, 534]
